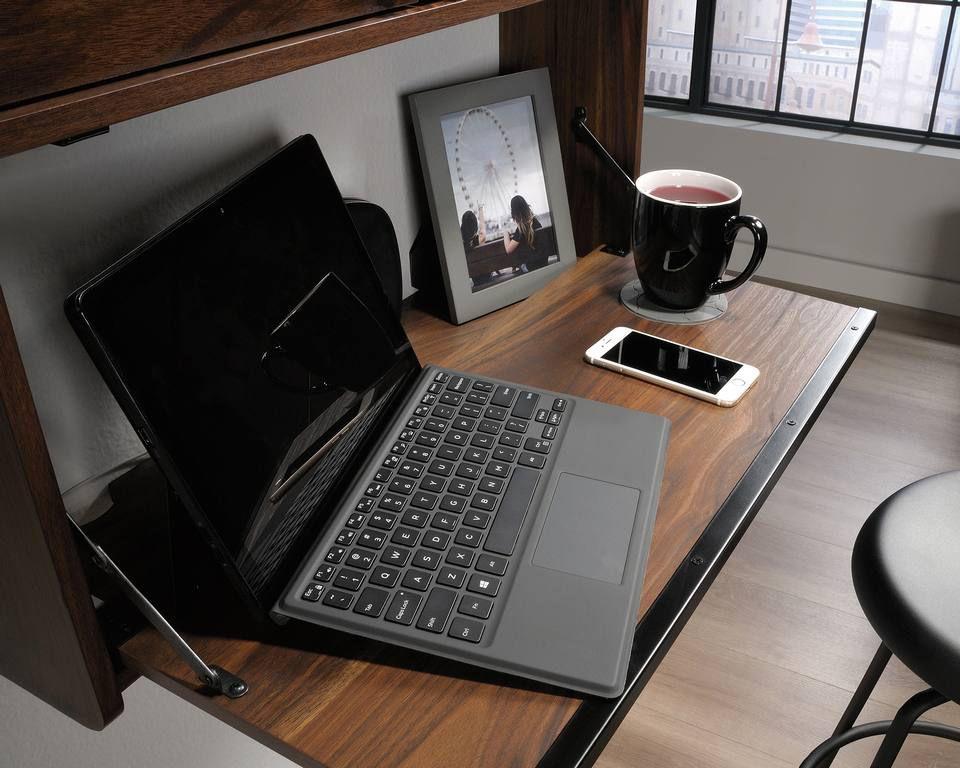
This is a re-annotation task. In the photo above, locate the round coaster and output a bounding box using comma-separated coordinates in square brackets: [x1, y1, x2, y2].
[619, 279, 727, 325]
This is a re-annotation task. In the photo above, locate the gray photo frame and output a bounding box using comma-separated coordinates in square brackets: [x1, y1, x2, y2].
[410, 68, 576, 325]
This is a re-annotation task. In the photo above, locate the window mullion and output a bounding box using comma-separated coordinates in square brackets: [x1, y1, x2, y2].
[773, 0, 795, 112]
[927, 3, 957, 133]
[689, 0, 718, 108]
[848, 0, 875, 123]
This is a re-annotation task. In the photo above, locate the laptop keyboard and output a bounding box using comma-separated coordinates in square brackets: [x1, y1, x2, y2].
[298, 370, 568, 645]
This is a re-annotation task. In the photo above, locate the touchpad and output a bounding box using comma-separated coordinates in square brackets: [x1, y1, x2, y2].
[532, 473, 641, 584]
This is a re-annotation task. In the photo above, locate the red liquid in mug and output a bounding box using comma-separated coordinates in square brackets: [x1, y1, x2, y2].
[649, 184, 732, 204]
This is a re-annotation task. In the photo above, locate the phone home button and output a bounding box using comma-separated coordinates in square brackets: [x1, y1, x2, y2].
[732, 378, 746, 387]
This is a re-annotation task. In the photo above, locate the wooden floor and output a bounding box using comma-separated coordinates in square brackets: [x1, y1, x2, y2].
[596, 302, 960, 768]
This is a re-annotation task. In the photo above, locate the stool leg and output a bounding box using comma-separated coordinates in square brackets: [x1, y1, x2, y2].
[870, 688, 949, 768]
[816, 643, 892, 768]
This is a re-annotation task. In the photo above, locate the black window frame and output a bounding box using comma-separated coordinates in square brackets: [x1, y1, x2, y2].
[645, 0, 960, 148]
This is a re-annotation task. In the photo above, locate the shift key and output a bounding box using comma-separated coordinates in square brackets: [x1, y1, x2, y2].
[484, 466, 540, 555]
[416, 587, 457, 633]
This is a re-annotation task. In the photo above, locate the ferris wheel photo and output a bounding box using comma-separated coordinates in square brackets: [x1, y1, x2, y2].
[453, 106, 519, 227]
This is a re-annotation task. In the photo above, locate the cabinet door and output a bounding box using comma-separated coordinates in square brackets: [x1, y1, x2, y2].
[1, 1, 417, 107]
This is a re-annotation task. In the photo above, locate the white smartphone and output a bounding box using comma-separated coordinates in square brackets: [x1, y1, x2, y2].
[584, 327, 759, 407]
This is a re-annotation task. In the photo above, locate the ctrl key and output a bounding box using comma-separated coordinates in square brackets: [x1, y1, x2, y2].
[448, 617, 484, 643]
[301, 583, 324, 602]
[385, 590, 422, 626]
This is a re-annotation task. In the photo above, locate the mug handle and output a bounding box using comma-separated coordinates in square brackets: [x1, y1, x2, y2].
[708, 215, 768, 295]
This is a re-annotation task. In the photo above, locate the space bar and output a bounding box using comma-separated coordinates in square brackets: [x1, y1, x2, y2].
[484, 466, 540, 555]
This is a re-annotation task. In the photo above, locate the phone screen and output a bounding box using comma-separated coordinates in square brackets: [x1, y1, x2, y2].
[601, 331, 742, 394]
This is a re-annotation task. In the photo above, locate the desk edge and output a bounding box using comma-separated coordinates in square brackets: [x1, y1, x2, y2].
[537, 306, 877, 768]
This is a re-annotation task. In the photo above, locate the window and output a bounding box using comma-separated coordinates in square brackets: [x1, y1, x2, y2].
[644, 0, 960, 145]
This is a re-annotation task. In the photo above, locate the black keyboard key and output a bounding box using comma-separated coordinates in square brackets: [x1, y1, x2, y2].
[512, 391, 540, 419]
[416, 432, 441, 448]
[424, 418, 447, 433]
[322, 589, 353, 609]
[455, 464, 481, 481]
[447, 375, 471, 393]
[421, 394, 437, 405]
[449, 478, 475, 496]
[385, 590, 422, 625]
[408, 447, 432, 463]
[460, 403, 483, 418]
[523, 438, 551, 454]
[467, 572, 501, 597]
[358, 530, 386, 549]
[548, 411, 563, 426]
[365, 481, 384, 497]
[473, 380, 494, 392]
[439, 494, 466, 513]
[419, 475, 446, 494]
[348, 508, 368, 524]
[433, 404, 456, 419]
[484, 405, 508, 421]
[389, 477, 416, 495]
[454, 528, 482, 548]
[325, 546, 346, 563]
[485, 461, 510, 478]
[449, 616, 485, 643]
[535, 408, 549, 423]
[406, 417, 423, 430]
[429, 459, 454, 477]
[431, 512, 458, 531]
[518, 451, 546, 469]
[476, 553, 508, 576]
[437, 566, 466, 588]
[445, 546, 475, 568]
[478, 419, 501, 435]
[301, 583, 324, 602]
[422, 530, 451, 550]
[382, 454, 401, 469]
[397, 461, 424, 478]
[552, 398, 567, 412]
[466, 391, 488, 405]
[493, 446, 517, 462]
[334, 568, 365, 591]
[471, 493, 498, 511]
[444, 431, 469, 447]
[410, 491, 438, 510]
[401, 509, 430, 528]
[391, 526, 420, 547]
[374, 467, 392, 483]
[380, 545, 410, 567]
[464, 510, 491, 529]
[369, 511, 398, 530]
[414, 404, 431, 417]
[464, 448, 488, 465]
[378, 494, 406, 512]
[401, 569, 432, 591]
[542, 424, 558, 440]
[499, 433, 523, 448]
[346, 549, 375, 570]
[491, 385, 517, 407]
[336, 529, 356, 546]
[314, 564, 336, 582]
[479, 477, 504, 494]
[439, 392, 461, 406]
[353, 587, 390, 618]
[505, 418, 528, 434]
[471, 433, 495, 449]
[428, 381, 443, 394]
[391, 441, 409, 455]
[434, 371, 450, 383]
[369, 566, 400, 588]
[399, 429, 417, 442]
[437, 444, 462, 461]
[485, 466, 539, 555]
[412, 549, 442, 570]
[459, 595, 493, 619]
[416, 588, 457, 633]
[452, 417, 476, 432]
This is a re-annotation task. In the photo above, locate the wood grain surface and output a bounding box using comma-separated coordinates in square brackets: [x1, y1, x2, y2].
[120, 250, 859, 768]
[0, 286, 123, 729]
[0, 0, 541, 158]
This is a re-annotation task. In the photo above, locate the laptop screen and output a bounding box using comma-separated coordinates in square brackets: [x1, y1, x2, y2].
[70, 136, 421, 604]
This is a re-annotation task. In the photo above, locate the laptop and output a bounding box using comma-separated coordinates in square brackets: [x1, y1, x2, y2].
[66, 135, 670, 697]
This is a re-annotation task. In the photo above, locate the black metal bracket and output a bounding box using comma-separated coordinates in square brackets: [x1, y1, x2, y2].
[572, 107, 638, 196]
[53, 126, 111, 146]
[67, 515, 249, 699]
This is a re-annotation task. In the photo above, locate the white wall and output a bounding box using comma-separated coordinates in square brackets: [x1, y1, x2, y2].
[641, 109, 960, 315]
[0, 17, 498, 768]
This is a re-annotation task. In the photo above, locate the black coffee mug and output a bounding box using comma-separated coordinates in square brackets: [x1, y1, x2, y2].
[633, 169, 767, 311]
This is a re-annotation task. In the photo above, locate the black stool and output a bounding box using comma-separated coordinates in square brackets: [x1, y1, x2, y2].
[801, 471, 960, 767]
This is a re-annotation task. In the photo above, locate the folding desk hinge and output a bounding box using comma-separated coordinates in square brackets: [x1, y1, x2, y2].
[67, 516, 249, 699]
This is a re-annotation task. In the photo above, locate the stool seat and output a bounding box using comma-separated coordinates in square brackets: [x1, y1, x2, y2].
[853, 471, 960, 703]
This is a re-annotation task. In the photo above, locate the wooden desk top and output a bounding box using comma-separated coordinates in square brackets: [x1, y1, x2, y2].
[120, 249, 872, 768]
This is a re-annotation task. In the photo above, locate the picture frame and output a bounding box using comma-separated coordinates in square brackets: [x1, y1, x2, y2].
[409, 68, 576, 325]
